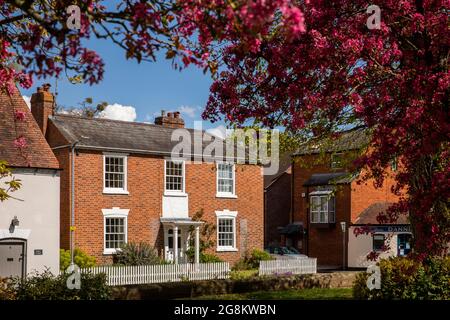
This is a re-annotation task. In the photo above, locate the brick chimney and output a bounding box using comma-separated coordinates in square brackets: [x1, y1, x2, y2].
[31, 83, 54, 136]
[155, 110, 185, 128]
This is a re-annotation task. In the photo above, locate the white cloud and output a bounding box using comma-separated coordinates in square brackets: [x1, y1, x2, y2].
[206, 125, 227, 140]
[97, 103, 137, 122]
[22, 95, 31, 108]
[178, 105, 198, 118]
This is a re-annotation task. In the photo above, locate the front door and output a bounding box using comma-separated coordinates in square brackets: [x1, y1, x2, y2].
[165, 228, 184, 262]
[397, 233, 412, 256]
[0, 241, 25, 278]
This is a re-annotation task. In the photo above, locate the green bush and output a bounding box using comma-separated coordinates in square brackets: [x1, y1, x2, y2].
[200, 253, 223, 263]
[6, 270, 110, 300]
[353, 256, 450, 300]
[113, 242, 163, 265]
[0, 277, 16, 300]
[60, 248, 97, 271]
[233, 249, 274, 270]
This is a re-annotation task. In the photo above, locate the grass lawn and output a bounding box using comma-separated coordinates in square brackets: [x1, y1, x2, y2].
[193, 288, 353, 300]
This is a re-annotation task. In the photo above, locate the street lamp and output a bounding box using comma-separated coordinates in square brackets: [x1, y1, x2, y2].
[340, 221, 346, 270]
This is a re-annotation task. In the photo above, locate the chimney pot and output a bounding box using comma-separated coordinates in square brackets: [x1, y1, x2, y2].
[42, 83, 51, 92]
[154, 110, 185, 128]
[31, 85, 54, 136]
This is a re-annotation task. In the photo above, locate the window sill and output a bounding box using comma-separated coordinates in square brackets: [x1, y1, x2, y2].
[164, 192, 188, 197]
[216, 193, 238, 199]
[216, 247, 238, 252]
[103, 249, 118, 255]
[310, 222, 336, 229]
[103, 189, 129, 195]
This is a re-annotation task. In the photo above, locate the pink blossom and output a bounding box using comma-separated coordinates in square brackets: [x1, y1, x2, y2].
[13, 136, 27, 149]
[14, 110, 26, 121]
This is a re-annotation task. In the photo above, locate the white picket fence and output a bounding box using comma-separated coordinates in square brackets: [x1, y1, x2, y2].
[78, 262, 230, 286]
[259, 258, 317, 276]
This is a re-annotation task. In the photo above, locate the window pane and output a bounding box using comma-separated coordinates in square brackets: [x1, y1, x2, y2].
[105, 156, 125, 189]
[217, 164, 234, 194]
[166, 161, 184, 191]
[105, 217, 126, 250]
[218, 218, 234, 247]
[373, 234, 385, 251]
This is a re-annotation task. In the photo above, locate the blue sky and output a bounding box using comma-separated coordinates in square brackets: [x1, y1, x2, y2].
[21, 37, 224, 132]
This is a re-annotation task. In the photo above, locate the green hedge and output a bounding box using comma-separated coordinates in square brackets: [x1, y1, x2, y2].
[353, 256, 450, 300]
[2, 270, 110, 300]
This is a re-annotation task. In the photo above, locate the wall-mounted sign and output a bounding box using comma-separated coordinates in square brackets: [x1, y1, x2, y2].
[370, 225, 411, 233]
[34, 249, 43, 255]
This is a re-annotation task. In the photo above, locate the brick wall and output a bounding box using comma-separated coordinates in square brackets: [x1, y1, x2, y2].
[350, 167, 399, 223]
[52, 147, 263, 265]
[46, 120, 71, 250]
[264, 170, 291, 247]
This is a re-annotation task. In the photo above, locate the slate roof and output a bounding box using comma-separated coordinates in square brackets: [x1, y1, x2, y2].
[294, 126, 370, 156]
[354, 202, 409, 225]
[303, 172, 355, 186]
[49, 114, 245, 160]
[0, 89, 59, 169]
[264, 151, 293, 189]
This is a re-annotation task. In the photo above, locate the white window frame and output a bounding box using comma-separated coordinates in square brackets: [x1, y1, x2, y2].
[102, 207, 129, 255]
[164, 160, 186, 196]
[215, 210, 238, 252]
[216, 162, 237, 198]
[310, 192, 335, 223]
[103, 153, 129, 194]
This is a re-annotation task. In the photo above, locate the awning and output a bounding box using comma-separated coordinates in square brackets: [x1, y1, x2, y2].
[303, 172, 354, 186]
[160, 217, 204, 227]
[279, 223, 303, 235]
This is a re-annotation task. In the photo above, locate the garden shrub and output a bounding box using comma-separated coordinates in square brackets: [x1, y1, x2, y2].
[60, 248, 97, 271]
[353, 256, 450, 300]
[113, 242, 163, 265]
[6, 270, 110, 300]
[199, 253, 223, 263]
[0, 277, 16, 300]
[233, 249, 274, 270]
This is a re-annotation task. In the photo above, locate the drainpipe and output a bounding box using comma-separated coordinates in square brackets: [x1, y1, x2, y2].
[70, 141, 79, 266]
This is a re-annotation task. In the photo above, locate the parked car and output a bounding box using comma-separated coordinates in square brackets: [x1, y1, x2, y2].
[265, 246, 308, 260]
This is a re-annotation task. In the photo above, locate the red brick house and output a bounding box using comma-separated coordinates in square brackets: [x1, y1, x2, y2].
[30, 86, 264, 265]
[291, 127, 411, 269]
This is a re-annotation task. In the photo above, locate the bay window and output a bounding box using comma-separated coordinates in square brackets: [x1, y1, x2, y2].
[310, 192, 335, 223]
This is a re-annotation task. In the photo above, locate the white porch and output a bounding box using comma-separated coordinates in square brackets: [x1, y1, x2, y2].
[161, 218, 203, 264]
